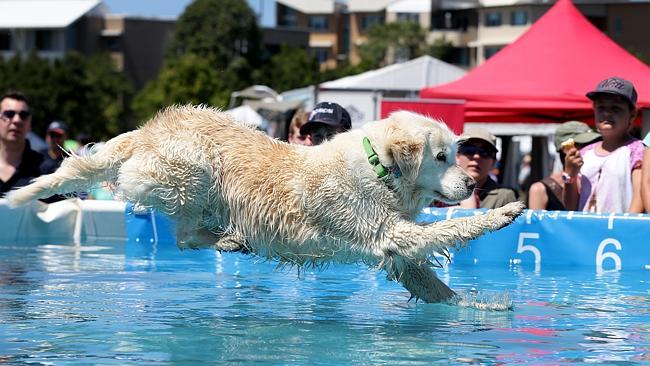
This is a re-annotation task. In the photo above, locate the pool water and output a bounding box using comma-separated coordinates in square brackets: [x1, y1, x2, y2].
[1, 240, 648, 365]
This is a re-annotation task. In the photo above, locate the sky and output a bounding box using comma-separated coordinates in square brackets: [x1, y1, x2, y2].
[101, 0, 276, 26]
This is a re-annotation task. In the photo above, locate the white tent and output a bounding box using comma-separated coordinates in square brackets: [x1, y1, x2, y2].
[317, 55, 466, 128]
[226, 105, 269, 131]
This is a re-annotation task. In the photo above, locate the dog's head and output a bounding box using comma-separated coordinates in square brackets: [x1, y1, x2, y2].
[372, 111, 475, 205]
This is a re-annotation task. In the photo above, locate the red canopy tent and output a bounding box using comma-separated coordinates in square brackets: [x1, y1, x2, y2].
[420, 0, 650, 123]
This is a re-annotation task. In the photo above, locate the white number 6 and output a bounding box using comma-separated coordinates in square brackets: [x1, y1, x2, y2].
[596, 238, 622, 272]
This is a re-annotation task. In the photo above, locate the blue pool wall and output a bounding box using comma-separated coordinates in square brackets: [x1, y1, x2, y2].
[2, 199, 649, 271]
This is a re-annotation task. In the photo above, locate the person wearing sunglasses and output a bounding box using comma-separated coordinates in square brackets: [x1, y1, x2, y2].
[0, 90, 45, 198]
[455, 127, 518, 209]
[40, 120, 69, 175]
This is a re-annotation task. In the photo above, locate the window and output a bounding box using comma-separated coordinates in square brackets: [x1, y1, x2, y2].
[309, 15, 329, 31]
[0, 31, 10, 50]
[444, 12, 453, 29]
[100, 34, 122, 51]
[340, 16, 350, 54]
[484, 12, 502, 27]
[36, 30, 55, 51]
[510, 10, 528, 26]
[396, 12, 419, 24]
[361, 14, 384, 31]
[279, 6, 297, 26]
[614, 18, 623, 35]
[234, 39, 249, 55]
[310, 47, 329, 64]
[484, 45, 503, 60]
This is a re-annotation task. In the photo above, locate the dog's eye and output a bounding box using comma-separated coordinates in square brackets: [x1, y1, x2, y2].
[436, 152, 447, 162]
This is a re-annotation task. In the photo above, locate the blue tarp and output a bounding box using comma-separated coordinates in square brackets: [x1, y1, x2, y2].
[419, 208, 650, 271]
[125, 206, 650, 271]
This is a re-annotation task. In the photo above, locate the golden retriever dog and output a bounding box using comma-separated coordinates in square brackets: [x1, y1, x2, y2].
[7, 105, 524, 304]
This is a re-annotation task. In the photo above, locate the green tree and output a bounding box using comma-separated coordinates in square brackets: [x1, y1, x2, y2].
[0, 52, 131, 140]
[82, 53, 133, 136]
[357, 22, 427, 69]
[423, 37, 455, 63]
[169, 0, 261, 68]
[132, 53, 226, 122]
[0, 53, 52, 134]
[261, 45, 319, 92]
[134, 0, 262, 119]
[47, 52, 131, 139]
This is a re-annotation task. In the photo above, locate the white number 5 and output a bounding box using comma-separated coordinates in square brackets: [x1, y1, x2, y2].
[517, 232, 541, 271]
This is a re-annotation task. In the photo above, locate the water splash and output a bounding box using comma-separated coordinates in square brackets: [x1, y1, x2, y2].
[451, 290, 514, 311]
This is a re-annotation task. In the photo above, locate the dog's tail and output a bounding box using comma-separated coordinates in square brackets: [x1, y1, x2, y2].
[6, 131, 139, 208]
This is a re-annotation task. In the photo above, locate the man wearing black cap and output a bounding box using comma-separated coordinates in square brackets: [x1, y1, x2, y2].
[40, 120, 69, 174]
[300, 102, 351, 145]
[456, 126, 518, 209]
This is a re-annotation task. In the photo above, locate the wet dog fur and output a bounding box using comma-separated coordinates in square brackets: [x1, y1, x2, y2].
[7, 105, 524, 303]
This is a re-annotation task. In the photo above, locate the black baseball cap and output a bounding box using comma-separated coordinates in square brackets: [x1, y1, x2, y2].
[586, 77, 637, 108]
[300, 102, 351, 135]
[47, 121, 68, 135]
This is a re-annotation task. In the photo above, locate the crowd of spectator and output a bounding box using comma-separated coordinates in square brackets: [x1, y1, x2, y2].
[2, 76, 649, 215]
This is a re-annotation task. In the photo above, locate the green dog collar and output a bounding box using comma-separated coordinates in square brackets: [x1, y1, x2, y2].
[362, 137, 390, 179]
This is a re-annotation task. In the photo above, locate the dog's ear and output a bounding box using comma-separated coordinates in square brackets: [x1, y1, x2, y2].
[385, 125, 425, 182]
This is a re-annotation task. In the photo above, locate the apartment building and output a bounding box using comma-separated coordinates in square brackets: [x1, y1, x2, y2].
[0, 0, 106, 61]
[430, 0, 649, 67]
[0, 0, 174, 90]
[82, 15, 175, 90]
[275, 0, 347, 69]
[346, 0, 392, 65]
[604, 2, 650, 64]
[275, 0, 649, 69]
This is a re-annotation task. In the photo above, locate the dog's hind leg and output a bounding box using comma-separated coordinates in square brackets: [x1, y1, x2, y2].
[117, 140, 213, 218]
[176, 225, 247, 252]
[176, 228, 250, 254]
[384, 257, 455, 303]
[214, 233, 249, 253]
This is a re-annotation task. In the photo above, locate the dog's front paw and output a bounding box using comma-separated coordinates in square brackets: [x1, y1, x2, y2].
[487, 201, 525, 231]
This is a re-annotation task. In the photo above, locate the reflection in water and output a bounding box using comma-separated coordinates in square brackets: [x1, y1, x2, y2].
[0, 239, 648, 365]
[0, 264, 32, 323]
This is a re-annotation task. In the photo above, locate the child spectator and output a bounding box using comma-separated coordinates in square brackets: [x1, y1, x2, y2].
[564, 77, 644, 213]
